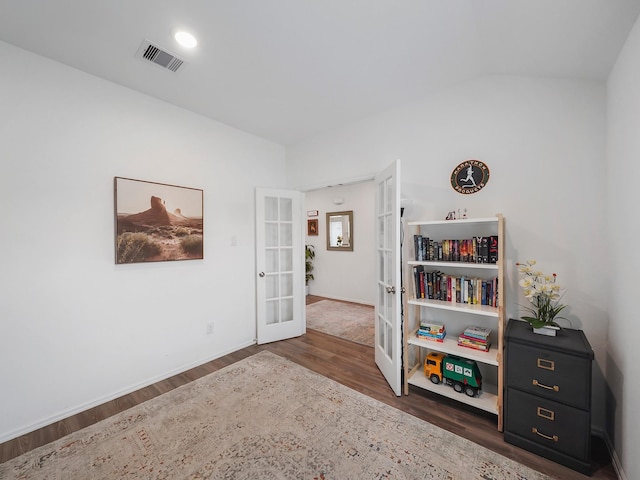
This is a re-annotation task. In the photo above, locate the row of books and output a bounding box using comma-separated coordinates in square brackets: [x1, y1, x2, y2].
[416, 321, 446, 342]
[458, 325, 492, 352]
[413, 235, 498, 264]
[413, 266, 499, 307]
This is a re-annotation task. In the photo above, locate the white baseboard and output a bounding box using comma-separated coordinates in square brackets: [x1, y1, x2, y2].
[0, 339, 256, 445]
[603, 430, 626, 480]
[310, 294, 374, 307]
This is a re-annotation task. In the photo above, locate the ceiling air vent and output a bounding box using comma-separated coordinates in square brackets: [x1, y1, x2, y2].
[135, 39, 185, 73]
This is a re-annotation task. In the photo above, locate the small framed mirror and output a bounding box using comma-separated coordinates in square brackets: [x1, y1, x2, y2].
[326, 210, 353, 251]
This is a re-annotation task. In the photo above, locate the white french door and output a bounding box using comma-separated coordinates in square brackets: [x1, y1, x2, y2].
[255, 188, 305, 344]
[374, 160, 402, 396]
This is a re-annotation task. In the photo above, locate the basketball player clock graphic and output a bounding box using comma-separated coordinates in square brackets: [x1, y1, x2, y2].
[450, 160, 490, 194]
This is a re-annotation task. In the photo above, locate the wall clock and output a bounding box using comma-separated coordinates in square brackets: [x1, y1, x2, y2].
[450, 160, 490, 194]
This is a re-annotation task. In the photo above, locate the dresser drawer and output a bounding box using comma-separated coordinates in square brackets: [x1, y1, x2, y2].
[506, 343, 591, 409]
[506, 388, 590, 461]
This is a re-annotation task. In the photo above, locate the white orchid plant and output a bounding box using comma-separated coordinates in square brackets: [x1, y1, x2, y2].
[516, 260, 567, 329]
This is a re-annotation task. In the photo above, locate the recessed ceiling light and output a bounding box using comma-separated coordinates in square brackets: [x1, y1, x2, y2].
[175, 31, 197, 48]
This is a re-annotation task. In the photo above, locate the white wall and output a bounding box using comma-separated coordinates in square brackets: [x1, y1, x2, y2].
[606, 15, 640, 480]
[304, 181, 375, 305]
[288, 76, 609, 434]
[0, 41, 286, 442]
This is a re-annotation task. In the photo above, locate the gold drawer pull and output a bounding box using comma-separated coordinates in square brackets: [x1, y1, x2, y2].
[532, 427, 559, 442]
[537, 358, 555, 371]
[537, 407, 555, 421]
[533, 379, 559, 392]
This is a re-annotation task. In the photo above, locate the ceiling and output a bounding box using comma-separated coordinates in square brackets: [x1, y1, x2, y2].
[1, 1, 639, 145]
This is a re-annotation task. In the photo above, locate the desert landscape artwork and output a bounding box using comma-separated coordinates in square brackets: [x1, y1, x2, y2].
[114, 177, 203, 264]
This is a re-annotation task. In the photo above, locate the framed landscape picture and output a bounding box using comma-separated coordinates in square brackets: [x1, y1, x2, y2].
[114, 177, 203, 264]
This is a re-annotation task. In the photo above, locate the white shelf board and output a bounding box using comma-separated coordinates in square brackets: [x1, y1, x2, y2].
[407, 217, 499, 227]
[408, 298, 499, 317]
[407, 369, 499, 415]
[407, 332, 498, 366]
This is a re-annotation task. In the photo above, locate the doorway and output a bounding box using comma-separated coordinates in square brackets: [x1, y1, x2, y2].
[303, 180, 376, 347]
[305, 295, 375, 347]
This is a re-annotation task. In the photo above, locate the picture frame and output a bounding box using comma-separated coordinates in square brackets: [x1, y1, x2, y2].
[326, 210, 353, 251]
[114, 177, 203, 264]
[307, 218, 319, 236]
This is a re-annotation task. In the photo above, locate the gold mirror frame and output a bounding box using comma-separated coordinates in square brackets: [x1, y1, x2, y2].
[326, 210, 353, 251]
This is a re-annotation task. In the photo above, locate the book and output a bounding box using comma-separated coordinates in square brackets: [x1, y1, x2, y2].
[462, 325, 492, 340]
[419, 321, 445, 334]
[417, 329, 446, 342]
[417, 329, 446, 338]
[413, 265, 424, 299]
[414, 235, 423, 261]
[457, 339, 491, 351]
[459, 334, 489, 344]
[480, 236, 489, 263]
[489, 235, 499, 264]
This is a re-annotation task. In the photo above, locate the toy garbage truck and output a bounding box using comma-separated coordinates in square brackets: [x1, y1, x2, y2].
[423, 352, 482, 397]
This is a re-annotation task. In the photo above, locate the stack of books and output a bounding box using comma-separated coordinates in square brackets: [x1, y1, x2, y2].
[458, 325, 491, 351]
[417, 321, 446, 342]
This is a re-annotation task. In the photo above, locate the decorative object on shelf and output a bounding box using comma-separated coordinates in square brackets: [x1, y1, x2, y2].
[516, 260, 567, 334]
[445, 208, 468, 220]
[307, 218, 318, 236]
[450, 160, 490, 194]
[305, 245, 315, 294]
[423, 352, 483, 398]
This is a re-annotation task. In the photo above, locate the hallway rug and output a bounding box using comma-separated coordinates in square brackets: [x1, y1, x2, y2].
[0, 351, 551, 480]
[306, 299, 375, 347]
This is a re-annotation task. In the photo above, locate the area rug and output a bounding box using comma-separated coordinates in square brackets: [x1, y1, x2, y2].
[0, 351, 551, 480]
[306, 299, 375, 347]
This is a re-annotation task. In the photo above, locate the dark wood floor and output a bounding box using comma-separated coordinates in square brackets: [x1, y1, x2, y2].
[0, 296, 617, 479]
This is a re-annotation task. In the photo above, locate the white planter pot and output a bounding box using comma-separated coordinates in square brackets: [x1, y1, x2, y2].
[533, 325, 560, 336]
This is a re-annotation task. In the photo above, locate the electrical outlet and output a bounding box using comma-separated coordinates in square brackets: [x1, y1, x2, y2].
[206, 322, 214, 335]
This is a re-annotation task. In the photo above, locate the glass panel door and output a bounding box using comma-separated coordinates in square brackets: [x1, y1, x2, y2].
[374, 160, 402, 396]
[256, 189, 304, 344]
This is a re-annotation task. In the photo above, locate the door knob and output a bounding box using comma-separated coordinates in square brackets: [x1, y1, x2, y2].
[386, 285, 396, 294]
[258, 272, 265, 277]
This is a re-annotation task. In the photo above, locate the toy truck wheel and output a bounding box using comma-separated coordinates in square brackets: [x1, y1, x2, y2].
[453, 382, 463, 393]
[430, 374, 440, 384]
[465, 386, 476, 397]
